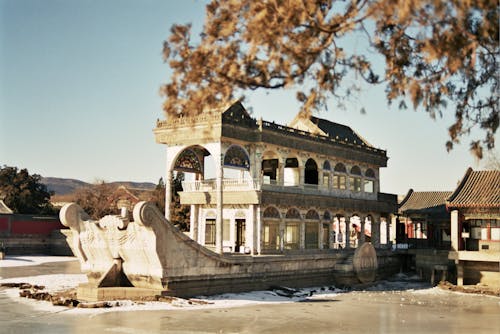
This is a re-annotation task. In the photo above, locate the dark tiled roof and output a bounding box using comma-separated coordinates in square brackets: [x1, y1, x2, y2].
[310, 116, 372, 147]
[399, 189, 452, 215]
[447, 168, 500, 209]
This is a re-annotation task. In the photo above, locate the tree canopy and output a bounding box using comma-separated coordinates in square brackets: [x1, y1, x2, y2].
[162, 0, 498, 158]
[0, 166, 54, 214]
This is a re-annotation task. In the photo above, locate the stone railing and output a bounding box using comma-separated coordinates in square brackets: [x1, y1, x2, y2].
[182, 178, 261, 192]
[156, 112, 222, 128]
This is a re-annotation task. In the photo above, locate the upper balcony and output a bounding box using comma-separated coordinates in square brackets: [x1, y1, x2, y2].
[180, 177, 379, 202]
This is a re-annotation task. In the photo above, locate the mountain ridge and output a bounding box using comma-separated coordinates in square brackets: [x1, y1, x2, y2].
[42, 177, 156, 195]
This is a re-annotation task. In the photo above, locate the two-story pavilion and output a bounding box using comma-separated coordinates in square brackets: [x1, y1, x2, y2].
[154, 102, 397, 255]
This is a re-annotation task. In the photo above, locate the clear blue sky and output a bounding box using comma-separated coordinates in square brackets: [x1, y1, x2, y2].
[1, 0, 497, 195]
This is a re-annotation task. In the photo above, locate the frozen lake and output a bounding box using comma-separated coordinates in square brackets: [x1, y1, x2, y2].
[1, 256, 499, 333]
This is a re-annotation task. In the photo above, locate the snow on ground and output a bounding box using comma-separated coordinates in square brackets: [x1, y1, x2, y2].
[0, 255, 77, 268]
[0, 256, 461, 315]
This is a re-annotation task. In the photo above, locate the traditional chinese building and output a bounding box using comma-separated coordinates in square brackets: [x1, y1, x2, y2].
[154, 101, 397, 255]
[398, 190, 452, 249]
[447, 168, 500, 287]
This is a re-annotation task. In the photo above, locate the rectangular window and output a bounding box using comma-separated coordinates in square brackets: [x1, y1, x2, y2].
[305, 223, 319, 249]
[334, 175, 346, 189]
[263, 222, 280, 250]
[205, 219, 216, 245]
[349, 177, 361, 192]
[285, 224, 299, 250]
[339, 175, 346, 189]
[364, 179, 374, 193]
[323, 175, 329, 187]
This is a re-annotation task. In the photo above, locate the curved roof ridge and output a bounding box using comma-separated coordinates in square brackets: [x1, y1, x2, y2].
[447, 168, 500, 209]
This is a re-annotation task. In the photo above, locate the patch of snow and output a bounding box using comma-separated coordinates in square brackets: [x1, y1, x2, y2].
[0, 256, 77, 268]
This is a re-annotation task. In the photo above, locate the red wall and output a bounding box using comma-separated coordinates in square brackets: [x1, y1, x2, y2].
[0, 214, 64, 236]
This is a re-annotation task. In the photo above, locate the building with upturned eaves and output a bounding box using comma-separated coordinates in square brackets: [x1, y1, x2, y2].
[447, 168, 500, 286]
[154, 102, 397, 255]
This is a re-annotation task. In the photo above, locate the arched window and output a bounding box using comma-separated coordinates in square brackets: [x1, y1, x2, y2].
[305, 210, 319, 249]
[334, 163, 347, 173]
[263, 207, 280, 251]
[322, 161, 331, 187]
[224, 145, 250, 170]
[305, 209, 320, 220]
[305, 158, 318, 185]
[174, 149, 202, 173]
[263, 206, 281, 219]
[364, 168, 375, 193]
[349, 166, 362, 192]
[333, 163, 347, 190]
[350, 166, 362, 175]
[284, 208, 301, 250]
[284, 157, 299, 186]
[365, 168, 375, 178]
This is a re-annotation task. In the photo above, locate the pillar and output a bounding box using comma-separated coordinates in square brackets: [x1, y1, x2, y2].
[372, 217, 380, 248]
[300, 221, 305, 250]
[360, 217, 366, 245]
[189, 205, 199, 242]
[345, 216, 351, 249]
[215, 154, 224, 254]
[164, 170, 173, 221]
[456, 261, 464, 286]
[256, 205, 261, 255]
[279, 218, 285, 252]
[248, 204, 255, 255]
[386, 216, 391, 249]
[299, 166, 305, 186]
[329, 218, 336, 249]
[278, 159, 285, 186]
[451, 210, 459, 251]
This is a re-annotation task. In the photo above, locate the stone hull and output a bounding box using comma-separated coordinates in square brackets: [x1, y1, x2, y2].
[60, 202, 402, 300]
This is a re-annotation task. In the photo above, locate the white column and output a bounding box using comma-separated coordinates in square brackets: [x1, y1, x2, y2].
[190, 205, 199, 241]
[278, 159, 285, 186]
[360, 217, 366, 244]
[300, 221, 305, 249]
[216, 153, 224, 254]
[345, 216, 351, 249]
[256, 205, 261, 255]
[165, 170, 173, 221]
[451, 210, 459, 251]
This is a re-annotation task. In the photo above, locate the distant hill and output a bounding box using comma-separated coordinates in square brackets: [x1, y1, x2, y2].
[42, 177, 156, 195]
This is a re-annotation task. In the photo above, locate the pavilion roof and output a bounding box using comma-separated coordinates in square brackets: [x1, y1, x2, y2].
[310, 116, 373, 148]
[399, 189, 452, 215]
[447, 168, 500, 209]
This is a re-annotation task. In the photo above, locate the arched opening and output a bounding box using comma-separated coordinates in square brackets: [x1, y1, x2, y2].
[284, 157, 299, 186]
[333, 163, 347, 190]
[223, 145, 252, 181]
[333, 215, 347, 249]
[364, 168, 375, 193]
[349, 215, 362, 248]
[263, 206, 281, 251]
[261, 151, 279, 185]
[349, 166, 362, 192]
[304, 158, 318, 185]
[322, 160, 331, 187]
[305, 209, 320, 249]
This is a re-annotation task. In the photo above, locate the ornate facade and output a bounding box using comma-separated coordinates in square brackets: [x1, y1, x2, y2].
[154, 102, 397, 255]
